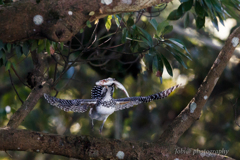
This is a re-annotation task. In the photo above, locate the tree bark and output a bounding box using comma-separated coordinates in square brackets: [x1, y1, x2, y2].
[0, 0, 172, 43]
[0, 127, 234, 160]
[158, 27, 240, 144]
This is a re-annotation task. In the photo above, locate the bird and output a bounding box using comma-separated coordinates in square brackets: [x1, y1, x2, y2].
[44, 78, 180, 133]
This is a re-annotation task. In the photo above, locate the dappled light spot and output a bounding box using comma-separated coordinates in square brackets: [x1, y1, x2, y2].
[116, 151, 124, 159]
[70, 122, 81, 133]
[204, 95, 208, 100]
[5, 106, 11, 113]
[68, 11, 73, 16]
[33, 15, 43, 25]
[190, 102, 197, 113]
[231, 37, 239, 47]
[101, 0, 112, 5]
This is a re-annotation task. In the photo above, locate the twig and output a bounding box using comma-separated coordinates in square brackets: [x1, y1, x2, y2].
[59, 70, 76, 91]
[117, 55, 140, 64]
[8, 70, 23, 104]
[5, 150, 12, 159]
[54, 88, 59, 97]
[11, 65, 31, 88]
[88, 59, 110, 67]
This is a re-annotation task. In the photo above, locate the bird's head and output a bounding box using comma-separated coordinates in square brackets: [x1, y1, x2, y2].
[95, 77, 130, 97]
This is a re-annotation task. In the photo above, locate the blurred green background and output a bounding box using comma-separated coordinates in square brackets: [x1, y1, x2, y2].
[1, 0, 240, 159]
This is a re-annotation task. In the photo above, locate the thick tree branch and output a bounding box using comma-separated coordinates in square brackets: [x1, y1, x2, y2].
[7, 51, 51, 128]
[0, 0, 172, 42]
[159, 27, 240, 144]
[0, 127, 234, 160]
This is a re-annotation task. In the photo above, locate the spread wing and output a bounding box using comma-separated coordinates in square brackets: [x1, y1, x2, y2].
[114, 84, 180, 111]
[44, 94, 97, 113]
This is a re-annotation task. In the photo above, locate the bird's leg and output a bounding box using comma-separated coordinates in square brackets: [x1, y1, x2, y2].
[99, 117, 108, 134]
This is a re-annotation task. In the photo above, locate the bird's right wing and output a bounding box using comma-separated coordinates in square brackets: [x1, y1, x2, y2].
[44, 94, 97, 113]
[114, 84, 180, 111]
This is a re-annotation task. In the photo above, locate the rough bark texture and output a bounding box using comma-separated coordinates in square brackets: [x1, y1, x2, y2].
[0, 127, 234, 160]
[158, 27, 240, 144]
[0, 0, 172, 43]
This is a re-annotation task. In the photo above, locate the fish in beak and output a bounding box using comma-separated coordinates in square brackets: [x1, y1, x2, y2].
[96, 78, 130, 97]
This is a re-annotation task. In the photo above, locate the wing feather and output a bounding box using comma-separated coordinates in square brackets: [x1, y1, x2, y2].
[115, 84, 180, 111]
[44, 94, 97, 113]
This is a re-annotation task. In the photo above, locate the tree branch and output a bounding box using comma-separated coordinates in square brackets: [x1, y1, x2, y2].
[0, 0, 172, 42]
[158, 27, 240, 144]
[0, 127, 234, 160]
[7, 51, 51, 129]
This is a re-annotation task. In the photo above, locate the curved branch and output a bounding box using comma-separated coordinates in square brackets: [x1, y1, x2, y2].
[7, 51, 51, 128]
[0, 127, 234, 160]
[0, 0, 172, 42]
[159, 27, 240, 144]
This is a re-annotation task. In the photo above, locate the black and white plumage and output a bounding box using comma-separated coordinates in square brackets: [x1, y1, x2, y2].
[44, 78, 180, 133]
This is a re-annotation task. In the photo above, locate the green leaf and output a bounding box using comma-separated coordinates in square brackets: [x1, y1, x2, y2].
[113, 15, 120, 27]
[196, 16, 205, 29]
[144, 53, 153, 69]
[184, 13, 190, 28]
[98, 32, 116, 41]
[80, 28, 84, 33]
[167, 9, 184, 20]
[161, 54, 173, 76]
[153, 54, 164, 73]
[12, 62, 17, 70]
[127, 17, 134, 27]
[216, 12, 225, 26]
[211, 15, 219, 31]
[86, 20, 92, 28]
[38, 39, 44, 45]
[15, 46, 22, 58]
[46, 40, 51, 54]
[105, 15, 112, 31]
[22, 42, 30, 56]
[121, 28, 128, 43]
[0, 40, 4, 50]
[167, 48, 188, 69]
[30, 40, 38, 51]
[157, 20, 169, 36]
[150, 19, 158, 31]
[38, 42, 45, 53]
[210, 0, 222, 12]
[60, 42, 64, 50]
[149, 47, 157, 56]
[165, 39, 192, 60]
[162, 25, 173, 35]
[7, 43, 11, 53]
[137, 27, 153, 47]
[178, 0, 193, 16]
[5, 61, 11, 71]
[195, 1, 205, 18]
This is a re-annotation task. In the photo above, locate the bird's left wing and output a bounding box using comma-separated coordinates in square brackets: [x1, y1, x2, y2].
[114, 84, 180, 111]
[44, 94, 97, 113]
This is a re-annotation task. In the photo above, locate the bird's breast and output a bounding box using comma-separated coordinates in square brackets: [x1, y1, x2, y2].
[95, 104, 115, 115]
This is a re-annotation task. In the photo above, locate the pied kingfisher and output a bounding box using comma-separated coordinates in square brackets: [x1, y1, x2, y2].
[44, 78, 180, 133]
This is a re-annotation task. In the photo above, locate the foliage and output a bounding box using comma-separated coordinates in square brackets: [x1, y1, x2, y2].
[168, 0, 240, 30]
[0, 0, 240, 159]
